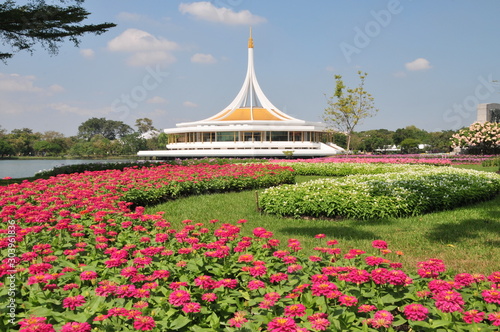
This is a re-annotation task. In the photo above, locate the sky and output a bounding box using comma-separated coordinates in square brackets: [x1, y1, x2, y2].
[1, 0, 500, 137]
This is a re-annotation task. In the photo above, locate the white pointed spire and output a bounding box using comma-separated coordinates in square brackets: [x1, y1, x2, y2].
[204, 30, 298, 122]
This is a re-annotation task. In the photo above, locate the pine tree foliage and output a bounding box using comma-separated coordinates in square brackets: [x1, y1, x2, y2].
[0, 0, 115, 61]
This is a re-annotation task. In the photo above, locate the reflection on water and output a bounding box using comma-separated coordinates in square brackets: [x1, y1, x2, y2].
[0, 159, 133, 179]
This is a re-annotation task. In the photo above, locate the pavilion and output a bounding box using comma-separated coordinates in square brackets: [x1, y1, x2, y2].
[137, 31, 343, 159]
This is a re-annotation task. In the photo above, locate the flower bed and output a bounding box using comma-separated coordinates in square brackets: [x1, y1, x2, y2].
[273, 162, 434, 177]
[273, 154, 500, 165]
[1, 163, 499, 331]
[2, 218, 500, 331]
[260, 166, 500, 219]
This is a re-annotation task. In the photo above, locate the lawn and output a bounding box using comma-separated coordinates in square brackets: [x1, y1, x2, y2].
[146, 165, 500, 275]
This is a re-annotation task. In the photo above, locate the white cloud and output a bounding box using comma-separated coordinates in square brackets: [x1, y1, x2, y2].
[0, 73, 42, 93]
[0, 73, 63, 95]
[116, 12, 147, 21]
[49, 103, 111, 117]
[147, 96, 168, 104]
[80, 49, 95, 59]
[191, 53, 217, 64]
[325, 66, 335, 72]
[179, 1, 266, 25]
[393, 71, 406, 78]
[108, 29, 179, 52]
[127, 51, 177, 67]
[183, 101, 198, 108]
[405, 58, 431, 71]
[107, 29, 180, 66]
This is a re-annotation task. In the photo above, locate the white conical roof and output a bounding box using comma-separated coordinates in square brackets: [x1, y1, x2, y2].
[203, 30, 300, 122]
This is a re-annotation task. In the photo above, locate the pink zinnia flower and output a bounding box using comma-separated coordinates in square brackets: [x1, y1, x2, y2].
[168, 290, 190, 306]
[463, 310, 485, 324]
[201, 293, 217, 302]
[358, 304, 377, 313]
[228, 312, 248, 328]
[482, 289, 500, 304]
[270, 273, 288, 283]
[371, 240, 388, 249]
[80, 271, 98, 280]
[247, 280, 266, 290]
[284, 304, 306, 317]
[60, 322, 91, 332]
[403, 303, 429, 321]
[62, 295, 86, 310]
[369, 310, 394, 328]
[133, 315, 156, 331]
[488, 311, 500, 326]
[310, 317, 330, 331]
[339, 295, 358, 306]
[267, 317, 298, 332]
[182, 302, 201, 313]
[194, 275, 216, 289]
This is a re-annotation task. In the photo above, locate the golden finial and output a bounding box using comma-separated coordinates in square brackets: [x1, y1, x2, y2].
[248, 27, 254, 48]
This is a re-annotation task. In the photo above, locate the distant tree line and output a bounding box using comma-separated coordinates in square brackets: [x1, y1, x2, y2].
[0, 118, 168, 158]
[328, 125, 456, 154]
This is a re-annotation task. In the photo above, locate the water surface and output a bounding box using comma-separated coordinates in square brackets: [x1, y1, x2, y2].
[0, 159, 133, 179]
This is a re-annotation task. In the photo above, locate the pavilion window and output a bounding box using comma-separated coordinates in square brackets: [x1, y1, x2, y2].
[271, 131, 288, 141]
[216, 132, 237, 142]
[202, 133, 215, 142]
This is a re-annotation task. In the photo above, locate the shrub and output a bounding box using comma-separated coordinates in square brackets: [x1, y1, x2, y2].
[260, 166, 500, 220]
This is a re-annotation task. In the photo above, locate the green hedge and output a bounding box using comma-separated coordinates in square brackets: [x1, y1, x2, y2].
[123, 165, 294, 207]
[274, 162, 434, 176]
[260, 166, 500, 220]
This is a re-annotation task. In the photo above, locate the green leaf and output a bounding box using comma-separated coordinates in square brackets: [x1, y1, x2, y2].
[169, 315, 191, 330]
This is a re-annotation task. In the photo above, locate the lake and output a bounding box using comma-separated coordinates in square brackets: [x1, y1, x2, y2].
[0, 159, 134, 179]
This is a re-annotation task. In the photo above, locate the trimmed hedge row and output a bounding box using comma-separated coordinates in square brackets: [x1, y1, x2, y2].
[260, 166, 500, 220]
[273, 162, 436, 177]
[122, 163, 295, 207]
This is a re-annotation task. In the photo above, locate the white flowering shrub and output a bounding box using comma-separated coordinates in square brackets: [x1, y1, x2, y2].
[260, 166, 500, 220]
[451, 121, 500, 154]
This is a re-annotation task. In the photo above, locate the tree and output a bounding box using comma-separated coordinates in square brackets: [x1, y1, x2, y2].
[33, 140, 62, 156]
[157, 132, 169, 149]
[357, 129, 394, 152]
[7, 128, 41, 155]
[427, 130, 454, 153]
[400, 138, 420, 154]
[119, 133, 147, 155]
[393, 125, 428, 146]
[0, 138, 14, 157]
[0, 0, 115, 61]
[323, 71, 378, 151]
[135, 118, 157, 135]
[78, 118, 133, 141]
